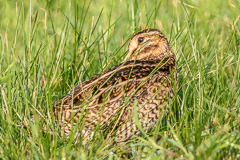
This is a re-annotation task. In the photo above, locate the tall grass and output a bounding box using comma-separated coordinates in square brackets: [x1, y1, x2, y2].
[0, 0, 239, 159]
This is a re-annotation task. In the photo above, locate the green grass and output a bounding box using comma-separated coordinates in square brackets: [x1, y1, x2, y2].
[0, 0, 240, 159]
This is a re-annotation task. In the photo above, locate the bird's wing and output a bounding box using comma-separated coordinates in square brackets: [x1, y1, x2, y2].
[53, 59, 174, 137]
[53, 59, 172, 108]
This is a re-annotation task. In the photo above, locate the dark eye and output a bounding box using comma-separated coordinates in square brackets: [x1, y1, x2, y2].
[137, 37, 144, 43]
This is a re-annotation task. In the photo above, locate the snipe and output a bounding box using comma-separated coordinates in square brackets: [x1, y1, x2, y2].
[53, 28, 176, 143]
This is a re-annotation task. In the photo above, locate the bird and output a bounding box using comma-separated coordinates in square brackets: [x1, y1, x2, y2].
[52, 28, 176, 144]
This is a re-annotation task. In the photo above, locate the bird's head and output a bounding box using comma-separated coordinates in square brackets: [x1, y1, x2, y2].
[122, 28, 174, 62]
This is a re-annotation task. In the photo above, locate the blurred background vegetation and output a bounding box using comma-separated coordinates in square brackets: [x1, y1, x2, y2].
[0, 0, 239, 159]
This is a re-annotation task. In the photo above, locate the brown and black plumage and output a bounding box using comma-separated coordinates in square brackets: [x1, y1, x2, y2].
[53, 28, 176, 143]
